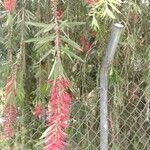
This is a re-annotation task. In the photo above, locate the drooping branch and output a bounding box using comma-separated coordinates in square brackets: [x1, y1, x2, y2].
[51, 0, 61, 63]
[19, 0, 26, 73]
[43, 1, 72, 150]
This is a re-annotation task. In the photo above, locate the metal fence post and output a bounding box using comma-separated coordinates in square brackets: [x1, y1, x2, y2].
[100, 23, 124, 150]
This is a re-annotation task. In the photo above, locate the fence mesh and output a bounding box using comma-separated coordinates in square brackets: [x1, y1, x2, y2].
[0, 77, 150, 150]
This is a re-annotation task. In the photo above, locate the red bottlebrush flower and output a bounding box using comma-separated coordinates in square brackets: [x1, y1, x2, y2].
[3, 124, 14, 138]
[44, 78, 71, 150]
[80, 34, 91, 53]
[80, 34, 86, 46]
[6, 75, 16, 99]
[56, 10, 64, 20]
[33, 104, 44, 119]
[85, 0, 98, 5]
[3, 0, 16, 12]
[3, 104, 17, 138]
[3, 104, 17, 123]
[2, 74, 17, 138]
[84, 41, 91, 53]
[90, 31, 96, 38]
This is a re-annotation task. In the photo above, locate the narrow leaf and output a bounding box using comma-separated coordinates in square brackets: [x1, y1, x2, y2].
[109, 3, 121, 14]
[61, 36, 82, 51]
[60, 21, 85, 29]
[48, 60, 57, 79]
[36, 50, 52, 65]
[37, 35, 55, 45]
[40, 124, 55, 139]
[26, 22, 49, 28]
[105, 7, 115, 19]
[24, 38, 41, 43]
[43, 23, 55, 33]
[62, 47, 84, 62]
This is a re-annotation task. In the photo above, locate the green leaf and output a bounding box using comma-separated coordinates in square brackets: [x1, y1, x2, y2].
[26, 22, 49, 28]
[48, 60, 57, 79]
[34, 23, 54, 37]
[61, 36, 82, 51]
[6, 13, 13, 26]
[91, 16, 99, 29]
[43, 23, 55, 33]
[35, 28, 45, 37]
[35, 49, 53, 65]
[62, 46, 84, 62]
[60, 21, 85, 29]
[36, 35, 55, 45]
[105, 7, 115, 19]
[64, 51, 74, 62]
[25, 35, 55, 44]
[109, 3, 121, 14]
[0, 37, 4, 43]
[24, 37, 41, 43]
[111, 0, 122, 5]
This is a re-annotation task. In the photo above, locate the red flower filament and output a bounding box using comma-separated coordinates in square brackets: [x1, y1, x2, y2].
[90, 31, 96, 38]
[6, 75, 16, 99]
[85, 0, 98, 5]
[2, 75, 17, 138]
[3, 104, 17, 138]
[45, 78, 71, 150]
[80, 34, 91, 53]
[34, 104, 45, 119]
[56, 10, 64, 20]
[3, 0, 16, 12]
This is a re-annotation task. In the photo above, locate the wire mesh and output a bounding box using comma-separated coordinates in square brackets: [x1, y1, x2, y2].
[0, 79, 149, 150]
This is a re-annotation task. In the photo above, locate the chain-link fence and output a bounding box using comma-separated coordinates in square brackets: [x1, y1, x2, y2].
[0, 82, 150, 150]
[0, 80, 149, 150]
[68, 82, 150, 150]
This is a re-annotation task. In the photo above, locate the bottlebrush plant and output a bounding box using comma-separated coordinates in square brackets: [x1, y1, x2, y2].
[80, 34, 88, 52]
[44, 78, 71, 150]
[33, 103, 45, 119]
[80, 32, 96, 53]
[80, 34, 89, 52]
[2, 75, 17, 138]
[5, 75, 16, 98]
[3, 104, 17, 138]
[3, 0, 16, 12]
[85, 0, 99, 5]
[56, 10, 64, 20]
[40, 0, 72, 149]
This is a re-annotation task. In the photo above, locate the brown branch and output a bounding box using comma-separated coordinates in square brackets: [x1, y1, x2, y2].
[51, 0, 61, 61]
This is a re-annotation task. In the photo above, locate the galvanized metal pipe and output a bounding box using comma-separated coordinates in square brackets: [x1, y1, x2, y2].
[100, 23, 124, 150]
